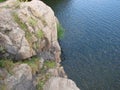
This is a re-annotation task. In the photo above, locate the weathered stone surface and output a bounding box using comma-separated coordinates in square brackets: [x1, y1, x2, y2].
[0, 0, 61, 61]
[4, 64, 35, 90]
[48, 66, 67, 78]
[43, 77, 80, 90]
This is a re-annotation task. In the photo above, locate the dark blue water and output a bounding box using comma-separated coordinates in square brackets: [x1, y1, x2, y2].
[44, 0, 120, 90]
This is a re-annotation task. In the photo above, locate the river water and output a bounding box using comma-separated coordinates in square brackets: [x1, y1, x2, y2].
[44, 0, 120, 90]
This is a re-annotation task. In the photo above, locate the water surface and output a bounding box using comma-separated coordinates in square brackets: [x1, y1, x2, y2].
[44, 0, 120, 90]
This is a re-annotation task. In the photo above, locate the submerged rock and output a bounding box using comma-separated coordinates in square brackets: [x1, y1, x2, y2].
[0, 0, 61, 61]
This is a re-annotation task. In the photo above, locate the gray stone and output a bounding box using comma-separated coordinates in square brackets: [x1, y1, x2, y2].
[48, 66, 67, 78]
[4, 64, 35, 90]
[43, 77, 80, 90]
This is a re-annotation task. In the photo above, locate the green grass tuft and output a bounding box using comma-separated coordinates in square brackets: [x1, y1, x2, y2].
[44, 60, 56, 69]
[0, 59, 15, 74]
[36, 73, 51, 90]
[36, 30, 44, 39]
[57, 24, 65, 39]
[12, 12, 33, 43]
[23, 57, 40, 75]
[12, 12, 27, 31]
[28, 17, 38, 27]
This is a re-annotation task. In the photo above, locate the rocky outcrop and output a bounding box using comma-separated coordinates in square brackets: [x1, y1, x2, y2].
[0, 0, 61, 61]
[47, 64, 67, 78]
[43, 77, 80, 90]
[0, 62, 80, 90]
[0, 64, 35, 90]
[0, 0, 80, 90]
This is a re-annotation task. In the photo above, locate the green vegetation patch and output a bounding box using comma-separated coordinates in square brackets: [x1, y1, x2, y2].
[12, 12, 33, 43]
[0, 59, 15, 74]
[0, 57, 40, 75]
[23, 57, 40, 75]
[36, 60, 56, 90]
[36, 30, 44, 39]
[57, 24, 65, 39]
[28, 17, 38, 27]
[0, 46, 5, 53]
[12, 12, 27, 31]
[36, 73, 50, 90]
[44, 60, 56, 69]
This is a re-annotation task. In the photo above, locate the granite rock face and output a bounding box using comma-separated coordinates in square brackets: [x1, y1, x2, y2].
[0, 0, 61, 61]
[43, 77, 80, 90]
[1, 64, 35, 90]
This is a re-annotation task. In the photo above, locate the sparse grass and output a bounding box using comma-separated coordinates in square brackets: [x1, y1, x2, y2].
[36, 60, 56, 90]
[0, 58, 56, 90]
[12, 12, 27, 31]
[36, 61, 53, 90]
[28, 17, 38, 27]
[0, 46, 5, 53]
[12, 12, 33, 43]
[36, 30, 44, 39]
[57, 24, 65, 39]
[36, 78, 46, 90]
[36, 73, 51, 90]
[25, 31, 33, 43]
[44, 60, 56, 69]
[23, 57, 40, 75]
[0, 57, 40, 75]
[37, 81, 44, 90]
[0, 59, 15, 74]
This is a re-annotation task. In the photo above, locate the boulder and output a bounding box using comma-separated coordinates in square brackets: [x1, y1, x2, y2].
[0, 0, 61, 61]
[4, 64, 35, 90]
[43, 77, 80, 90]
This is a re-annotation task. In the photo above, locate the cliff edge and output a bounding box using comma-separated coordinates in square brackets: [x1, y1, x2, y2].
[0, 0, 80, 90]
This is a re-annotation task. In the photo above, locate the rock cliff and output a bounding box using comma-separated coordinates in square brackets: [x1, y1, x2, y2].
[0, 0, 80, 90]
[0, 0, 60, 61]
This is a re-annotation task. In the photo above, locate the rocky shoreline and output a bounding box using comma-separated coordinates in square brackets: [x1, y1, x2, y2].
[0, 0, 80, 90]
